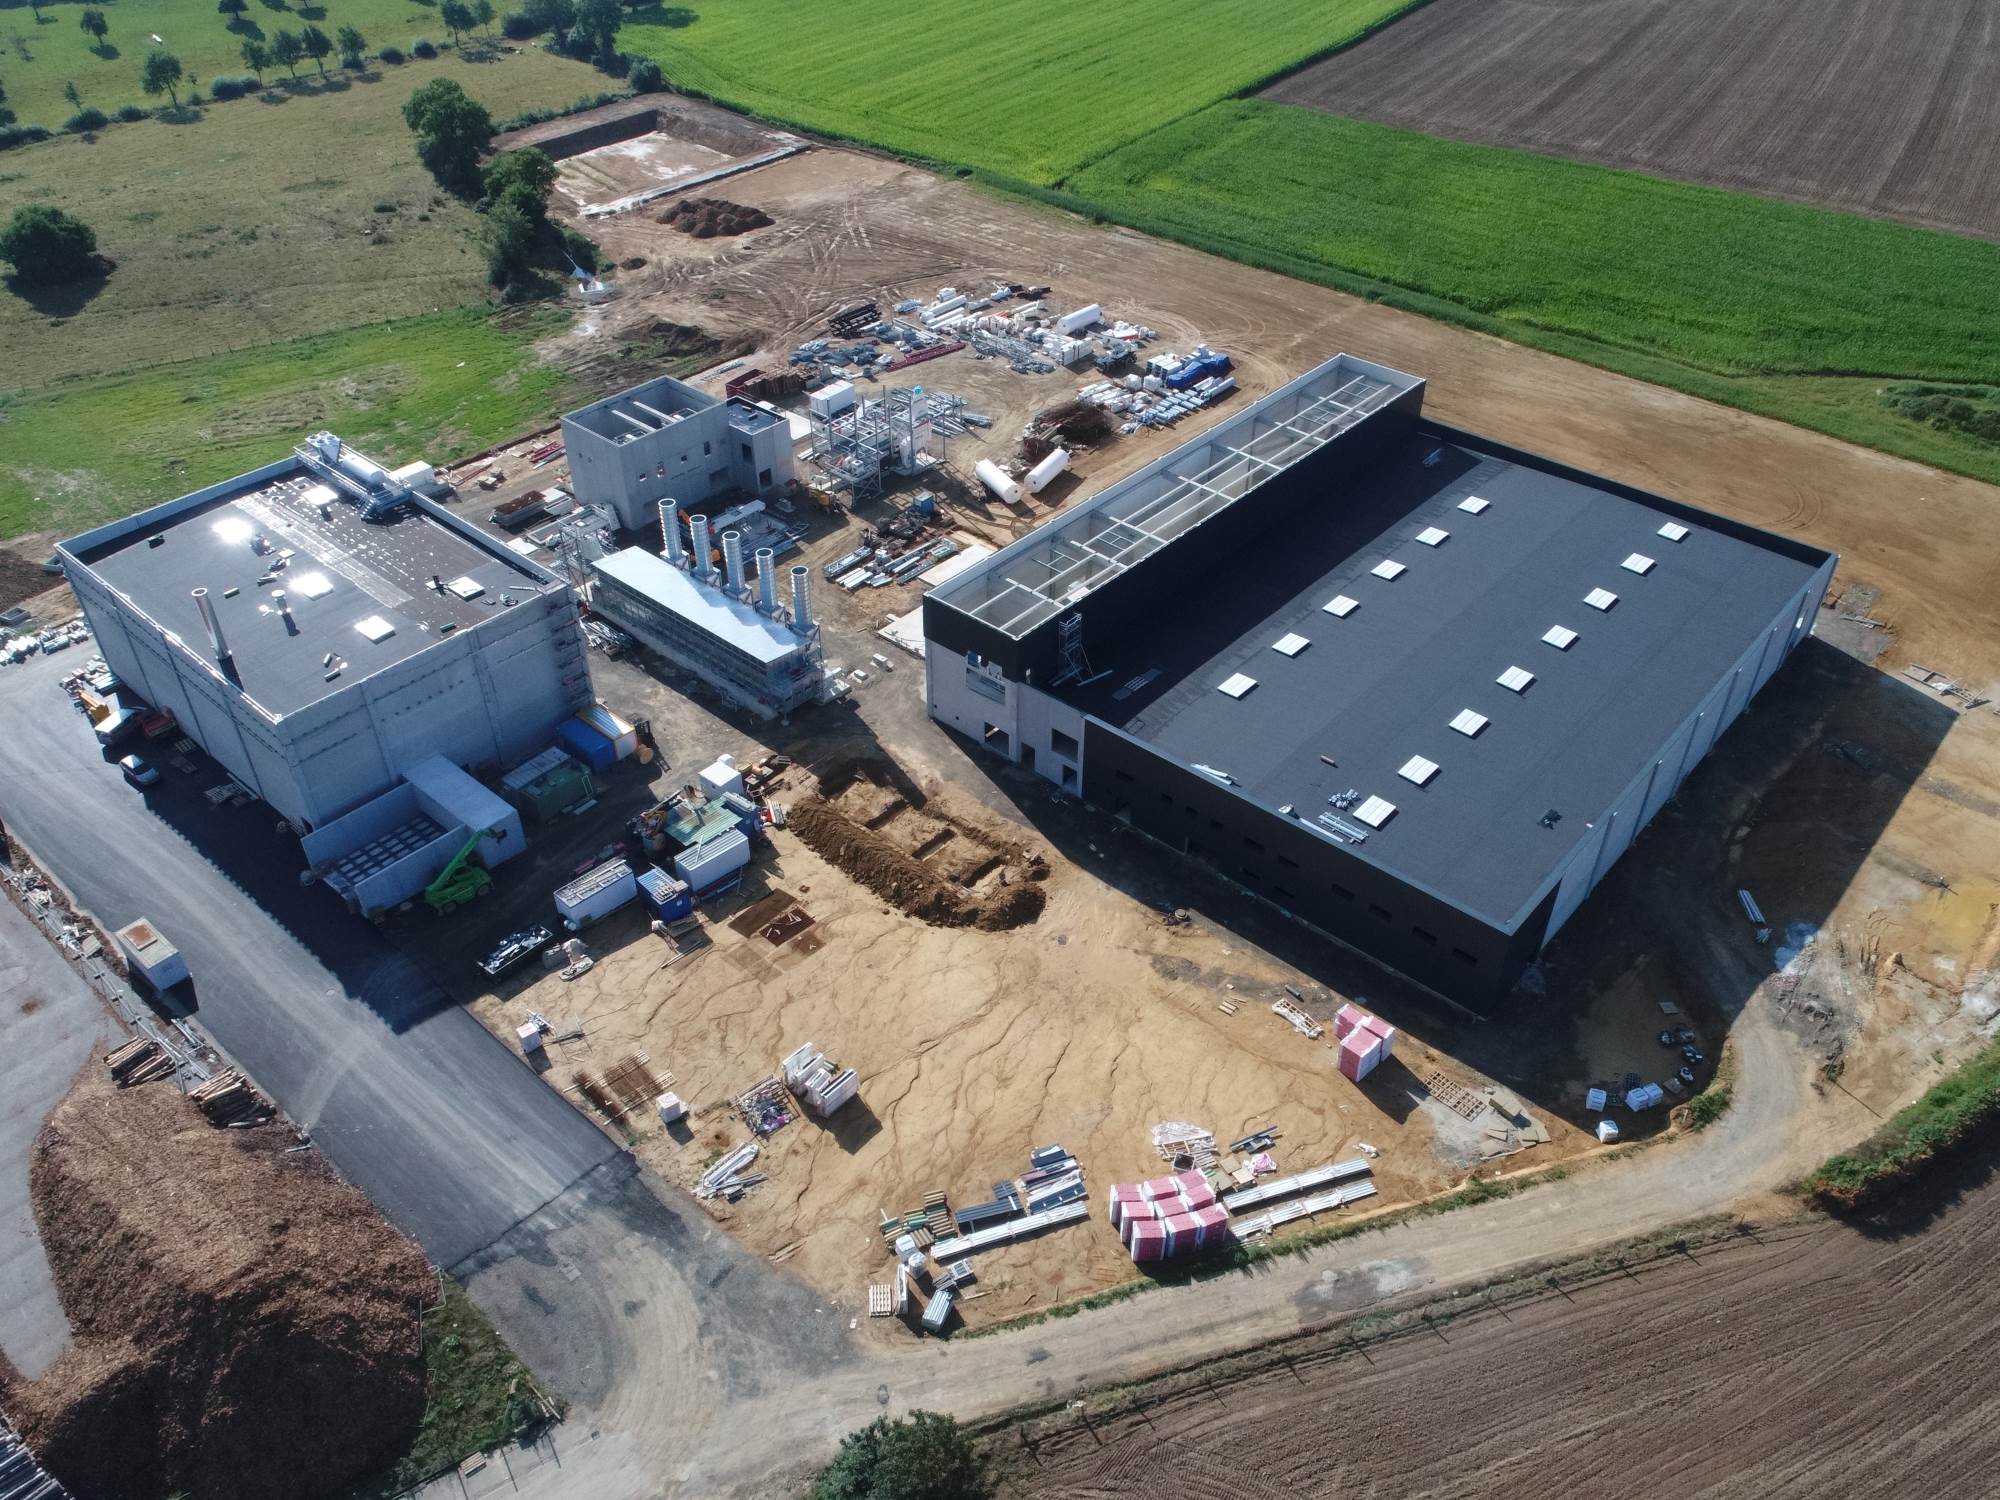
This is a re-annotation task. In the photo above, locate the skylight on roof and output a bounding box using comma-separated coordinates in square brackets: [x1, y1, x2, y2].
[1218, 672, 1257, 699]
[354, 615, 396, 643]
[1371, 560, 1406, 580]
[446, 575, 486, 600]
[212, 515, 255, 545]
[1354, 795, 1398, 829]
[1585, 588, 1618, 611]
[1450, 709, 1488, 737]
[1498, 666, 1534, 693]
[1272, 632, 1310, 657]
[292, 571, 333, 600]
[1657, 522, 1689, 542]
[1323, 595, 1359, 617]
[1543, 625, 1579, 649]
[1622, 553, 1656, 575]
[302, 482, 339, 507]
[1458, 496, 1490, 514]
[1416, 527, 1449, 547]
[1399, 755, 1439, 786]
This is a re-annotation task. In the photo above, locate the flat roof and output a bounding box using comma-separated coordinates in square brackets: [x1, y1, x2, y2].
[1061, 426, 1828, 927]
[564, 373, 716, 444]
[592, 546, 804, 664]
[70, 465, 559, 717]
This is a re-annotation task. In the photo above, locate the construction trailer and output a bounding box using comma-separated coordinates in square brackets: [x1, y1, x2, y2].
[922, 354, 1837, 1010]
[58, 434, 593, 833]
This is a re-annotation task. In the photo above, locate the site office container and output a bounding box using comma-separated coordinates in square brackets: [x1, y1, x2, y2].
[555, 858, 638, 928]
[556, 716, 617, 773]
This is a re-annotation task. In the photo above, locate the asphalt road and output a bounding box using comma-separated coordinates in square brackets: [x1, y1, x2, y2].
[0, 653, 620, 1273]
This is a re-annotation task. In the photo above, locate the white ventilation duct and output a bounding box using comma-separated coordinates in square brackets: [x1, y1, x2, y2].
[790, 565, 813, 635]
[722, 530, 747, 596]
[689, 515, 714, 583]
[191, 587, 230, 662]
[272, 589, 292, 624]
[756, 547, 778, 614]
[658, 499, 685, 566]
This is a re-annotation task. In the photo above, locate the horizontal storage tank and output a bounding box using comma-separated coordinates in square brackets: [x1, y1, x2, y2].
[674, 828, 751, 892]
[1055, 303, 1102, 336]
[1024, 447, 1069, 495]
[975, 459, 1025, 507]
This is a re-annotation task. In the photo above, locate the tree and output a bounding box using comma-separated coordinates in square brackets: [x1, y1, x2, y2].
[402, 76, 491, 193]
[810, 1413, 987, 1500]
[473, 0, 495, 35]
[628, 55, 660, 92]
[0, 79, 11, 127]
[241, 38, 272, 79]
[218, 0, 249, 25]
[1, 205, 100, 286]
[142, 50, 186, 109]
[271, 30, 305, 78]
[79, 8, 109, 49]
[300, 23, 333, 77]
[482, 194, 537, 291]
[336, 23, 365, 67]
[63, 80, 82, 112]
[481, 147, 556, 216]
[439, 0, 473, 43]
[575, 0, 620, 54]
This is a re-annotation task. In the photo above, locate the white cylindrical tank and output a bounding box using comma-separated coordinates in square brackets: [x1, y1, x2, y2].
[690, 515, 714, 582]
[1024, 447, 1070, 495]
[755, 547, 779, 613]
[722, 530, 747, 595]
[1056, 303, 1102, 336]
[976, 459, 1025, 507]
[659, 499, 685, 565]
[790, 565, 814, 635]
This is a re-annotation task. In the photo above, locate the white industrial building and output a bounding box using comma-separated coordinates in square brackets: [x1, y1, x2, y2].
[588, 504, 824, 717]
[560, 373, 796, 531]
[60, 433, 594, 832]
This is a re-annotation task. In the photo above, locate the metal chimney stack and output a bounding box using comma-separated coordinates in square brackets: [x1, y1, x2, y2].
[722, 531, 747, 596]
[790, 565, 814, 636]
[273, 590, 292, 623]
[755, 547, 778, 614]
[191, 587, 231, 663]
[689, 514, 714, 584]
[659, 499, 685, 567]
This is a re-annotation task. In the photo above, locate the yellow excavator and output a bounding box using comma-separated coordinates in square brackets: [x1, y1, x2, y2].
[424, 827, 502, 915]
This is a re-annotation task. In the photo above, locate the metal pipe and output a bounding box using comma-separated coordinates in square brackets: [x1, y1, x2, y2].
[689, 515, 714, 583]
[790, 565, 813, 636]
[272, 589, 291, 621]
[659, 499, 685, 566]
[756, 547, 778, 614]
[722, 530, 746, 596]
[633, 401, 679, 426]
[191, 587, 230, 662]
[614, 410, 653, 436]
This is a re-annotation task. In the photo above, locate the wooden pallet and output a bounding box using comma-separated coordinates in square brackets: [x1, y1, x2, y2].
[868, 1284, 893, 1317]
[1423, 1070, 1489, 1121]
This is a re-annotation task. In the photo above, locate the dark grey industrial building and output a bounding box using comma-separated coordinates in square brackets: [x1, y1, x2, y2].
[924, 356, 1836, 1009]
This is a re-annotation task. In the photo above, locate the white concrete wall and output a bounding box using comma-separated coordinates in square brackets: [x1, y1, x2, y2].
[925, 639, 1019, 757]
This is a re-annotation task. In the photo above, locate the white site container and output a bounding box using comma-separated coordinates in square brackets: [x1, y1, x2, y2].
[657, 1092, 687, 1124]
[115, 918, 189, 992]
[554, 859, 638, 929]
[517, 1021, 545, 1054]
[674, 829, 751, 892]
[809, 381, 856, 420]
[699, 754, 745, 799]
[975, 459, 1025, 506]
[1024, 447, 1070, 494]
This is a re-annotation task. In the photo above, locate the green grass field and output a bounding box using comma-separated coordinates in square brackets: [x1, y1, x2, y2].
[0, 46, 604, 389]
[620, 0, 1417, 185]
[0, 0, 480, 125]
[0, 305, 576, 537]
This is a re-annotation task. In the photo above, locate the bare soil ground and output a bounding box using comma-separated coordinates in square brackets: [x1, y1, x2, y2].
[1002, 1160, 2000, 1498]
[1264, 0, 2000, 241]
[1, 1070, 433, 1500]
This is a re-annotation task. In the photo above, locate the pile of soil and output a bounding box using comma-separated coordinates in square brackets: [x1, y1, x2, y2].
[4, 1072, 434, 1500]
[0, 547, 54, 614]
[1023, 397, 1113, 462]
[659, 196, 775, 238]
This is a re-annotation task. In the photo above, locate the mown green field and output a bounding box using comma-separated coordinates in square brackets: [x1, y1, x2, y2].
[0, 46, 604, 389]
[1056, 103, 2000, 480]
[0, 306, 576, 538]
[0, 0, 472, 125]
[620, 0, 1418, 185]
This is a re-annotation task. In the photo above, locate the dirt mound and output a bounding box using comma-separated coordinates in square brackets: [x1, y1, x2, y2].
[659, 196, 775, 238]
[786, 777, 1045, 932]
[4, 1071, 434, 1500]
[1023, 397, 1113, 462]
[0, 548, 55, 614]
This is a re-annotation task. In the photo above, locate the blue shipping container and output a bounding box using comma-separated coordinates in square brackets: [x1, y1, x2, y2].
[556, 717, 616, 773]
[636, 867, 694, 923]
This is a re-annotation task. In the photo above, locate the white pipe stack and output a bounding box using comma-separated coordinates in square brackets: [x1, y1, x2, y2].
[755, 547, 778, 614]
[659, 499, 685, 566]
[790, 565, 813, 635]
[722, 530, 747, 596]
[689, 515, 714, 584]
[191, 587, 230, 662]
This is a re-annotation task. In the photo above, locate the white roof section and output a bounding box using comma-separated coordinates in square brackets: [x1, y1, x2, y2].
[1272, 632, 1310, 657]
[1354, 795, 1398, 828]
[1371, 560, 1407, 580]
[354, 615, 395, 642]
[1323, 594, 1359, 617]
[1657, 521, 1690, 542]
[1543, 625, 1579, 649]
[1218, 672, 1257, 698]
[1399, 755, 1440, 786]
[593, 546, 804, 665]
[1449, 708, 1488, 737]
[1497, 665, 1535, 692]
[1416, 526, 1449, 547]
[1623, 552, 1657, 574]
[1584, 587, 1618, 611]
[1457, 495, 1490, 514]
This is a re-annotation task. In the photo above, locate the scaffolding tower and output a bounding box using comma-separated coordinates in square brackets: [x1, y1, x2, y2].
[810, 385, 970, 500]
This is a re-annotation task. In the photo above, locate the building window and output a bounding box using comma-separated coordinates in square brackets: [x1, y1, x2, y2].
[1332, 883, 1354, 901]
[740, 443, 753, 462]
[1452, 948, 1478, 967]
[1050, 727, 1079, 759]
[1113, 769, 1134, 783]
[1209, 819, 1223, 831]
[703, 441, 711, 456]
[1276, 854, 1299, 871]
[760, 468, 774, 487]
[1412, 927, 1438, 946]
[1242, 836, 1264, 854]
[1060, 765, 1077, 790]
[1240, 868, 1261, 883]
[982, 723, 1010, 755]
[1274, 885, 1297, 902]
[1368, 904, 1392, 922]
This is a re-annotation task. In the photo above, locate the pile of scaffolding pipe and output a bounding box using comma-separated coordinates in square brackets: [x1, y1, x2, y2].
[1232, 1181, 1378, 1238]
[1221, 1158, 1371, 1211]
[930, 1199, 1088, 1260]
[696, 1142, 760, 1198]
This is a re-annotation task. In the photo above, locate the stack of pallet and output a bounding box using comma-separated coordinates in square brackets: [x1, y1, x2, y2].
[190, 1070, 268, 1127]
[105, 1037, 173, 1087]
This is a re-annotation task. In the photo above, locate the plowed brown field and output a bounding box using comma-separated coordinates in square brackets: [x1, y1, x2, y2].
[1009, 1174, 2000, 1498]
[1264, 0, 2000, 241]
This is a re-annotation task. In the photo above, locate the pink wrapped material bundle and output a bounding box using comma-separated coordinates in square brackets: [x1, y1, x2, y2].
[1139, 1174, 1183, 1201]
[1128, 1220, 1168, 1263]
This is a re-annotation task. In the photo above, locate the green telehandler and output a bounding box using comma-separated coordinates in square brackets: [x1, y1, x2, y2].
[424, 827, 502, 915]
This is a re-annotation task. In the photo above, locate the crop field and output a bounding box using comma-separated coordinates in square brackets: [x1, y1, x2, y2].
[1264, 0, 2000, 243]
[0, 0, 481, 126]
[620, 0, 1418, 185]
[1060, 103, 2000, 482]
[0, 306, 576, 539]
[0, 47, 605, 390]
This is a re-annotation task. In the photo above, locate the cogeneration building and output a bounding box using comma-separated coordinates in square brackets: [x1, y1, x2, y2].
[60, 434, 594, 832]
[923, 356, 1836, 1009]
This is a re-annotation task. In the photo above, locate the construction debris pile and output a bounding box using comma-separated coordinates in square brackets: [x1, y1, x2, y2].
[1022, 396, 1113, 464]
[697, 1141, 762, 1200]
[658, 196, 774, 238]
[5, 1071, 433, 1500]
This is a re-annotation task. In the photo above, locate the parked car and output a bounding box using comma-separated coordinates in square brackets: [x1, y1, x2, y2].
[479, 924, 555, 979]
[119, 753, 161, 788]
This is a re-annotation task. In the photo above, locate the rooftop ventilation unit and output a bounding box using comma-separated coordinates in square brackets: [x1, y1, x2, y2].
[1497, 666, 1534, 693]
[1584, 588, 1618, 611]
[1272, 633, 1310, 657]
[1543, 625, 1579, 649]
[1416, 527, 1449, 546]
[1458, 496, 1490, 514]
[1217, 673, 1257, 699]
[1398, 755, 1439, 786]
[1657, 522, 1689, 542]
[1449, 709, 1488, 737]
[1622, 553, 1656, 574]
[1370, 560, 1406, 580]
[1323, 595, 1359, 617]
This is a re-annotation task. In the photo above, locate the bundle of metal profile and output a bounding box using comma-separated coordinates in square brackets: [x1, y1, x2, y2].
[1230, 1181, 1378, 1238]
[930, 1200, 1088, 1261]
[1220, 1158, 1371, 1212]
